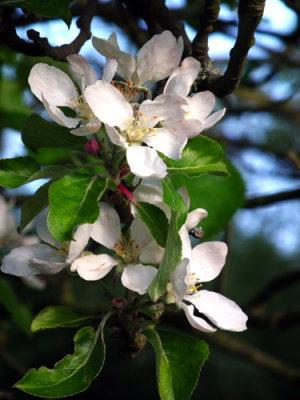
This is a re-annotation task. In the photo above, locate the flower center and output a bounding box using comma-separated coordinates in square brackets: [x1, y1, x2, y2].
[68, 88, 95, 122]
[186, 273, 202, 294]
[113, 235, 139, 264]
[51, 241, 70, 258]
[122, 111, 158, 143]
[111, 80, 137, 101]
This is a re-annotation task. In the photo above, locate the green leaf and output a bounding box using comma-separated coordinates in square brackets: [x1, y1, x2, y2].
[15, 325, 106, 397]
[0, 78, 30, 130]
[25, 164, 80, 183]
[19, 180, 51, 232]
[22, 114, 86, 152]
[48, 170, 110, 241]
[144, 328, 209, 400]
[163, 136, 228, 177]
[148, 211, 182, 302]
[31, 306, 92, 332]
[0, 0, 73, 25]
[0, 279, 32, 335]
[161, 176, 187, 229]
[0, 156, 40, 188]
[172, 159, 245, 238]
[136, 202, 169, 248]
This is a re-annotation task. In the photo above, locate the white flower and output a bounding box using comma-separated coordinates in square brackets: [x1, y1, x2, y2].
[163, 57, 226, 138]
[1, 209, 85, 277]
[92, 31, 183, 88]
[171, 213, 248, 332]
[28, 55, 115, 136]
[84, 80, 187, 178]
[70, 202, 160, 295]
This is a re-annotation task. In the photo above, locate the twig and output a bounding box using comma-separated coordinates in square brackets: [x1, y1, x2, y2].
[244, 188, 300, 208]
[248, 308, 300, 330]
[0, 0, 97, 60]
[246, 270, 300, 309]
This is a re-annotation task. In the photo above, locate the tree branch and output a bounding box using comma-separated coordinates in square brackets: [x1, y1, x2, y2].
[197, 0, 266, 97]
[0, 0, 97, 60]
[248, 308, 300, 330]
[244, 188, 300, 208]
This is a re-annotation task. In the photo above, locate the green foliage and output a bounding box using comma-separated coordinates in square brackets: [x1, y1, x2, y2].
[172, 159, 245, 238]
[0, 0, 73, 27]
[31, 306, 92, 332]
[25, 164, 80, 183]
[15, 325, 106, 397]
[22, 114, 86, 152]
[48, 171, 110, 241]
[0, 78, 30, 130]
[164, 136, 228, 177]
[136, 202, 169, 248]
[161, 176, 188, 228]
[0, 156, 40, 188]
[19, 180, 51, 232]
[148, 212, 182, 301]
[0, 279, 32, 335]
[144, 328, 209, 400]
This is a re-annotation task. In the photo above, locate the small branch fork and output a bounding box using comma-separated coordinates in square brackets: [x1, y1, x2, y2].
[0, 0, 98, 61]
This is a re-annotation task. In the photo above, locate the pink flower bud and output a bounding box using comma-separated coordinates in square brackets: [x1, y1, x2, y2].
[85, 139, 99, 157]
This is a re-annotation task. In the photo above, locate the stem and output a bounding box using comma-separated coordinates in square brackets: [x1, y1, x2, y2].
[97, 280, 115, 300]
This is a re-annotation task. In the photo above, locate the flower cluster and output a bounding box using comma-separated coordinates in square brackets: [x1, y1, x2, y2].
[1, 31, 247, 333]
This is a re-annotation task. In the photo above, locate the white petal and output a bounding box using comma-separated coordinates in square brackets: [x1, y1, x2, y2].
[105, 124, 128, 148]
[143, 128, 187, 159]
[139, 241, 164, 265]
[1, 244, 63, 277]
[171, 258, 189, 301]
[67, 54, 97, 93]
[164, 57, 201, 97]
[187, 290, 248, 331]
[70, 120, 101, 136]
[130, 215, 153, 250]
[71, 254, 118, 281]
[28, 63, 77, 106]
[179, 225, 192, 259]
[164, 119, 204, 138]
[121, 264, 157, 295]
[84, 80, 132, 129]
[181, 303, 216, 332]
[136, 31, 183, 85]
[202, 108, 226, 130]
[29, 259, 66, 275]
[90, 202, 121, 249]
[190, 241, 228, 282]
[102, 58, 118, 82]
[139, 94, 186, 128]
[185, 208, 208, 231]
[126, 146, 167, 179]
[188, 91, 215, 120]
[35, 208, 60, 247]
[41, 94, 80, 128]
[177, 186, 190, 209]
[92, 34, 136, 81]
[67, 223, 93, 263]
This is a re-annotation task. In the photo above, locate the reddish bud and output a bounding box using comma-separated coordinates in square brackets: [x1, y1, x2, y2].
[85, 140, 99, 157]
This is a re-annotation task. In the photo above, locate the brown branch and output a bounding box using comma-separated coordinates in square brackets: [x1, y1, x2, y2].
[246, 270, 300, 310]
[198, 0, 266, 97]
[244, 188, 300, 209]
[0, 0, 97, 60]
[248, 308, 300, 330]
[121, 0, 191, 55]
[201, 331, 300, 383]
[192, 0, 220, 68]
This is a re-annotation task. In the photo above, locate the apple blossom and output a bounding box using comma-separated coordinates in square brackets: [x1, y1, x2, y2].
[70, 202, 160, 295]
[1, 209, 85, 277]
[163, 57, 226, 138]
[92, 30, 183, 89]
[0, 195, 19, 246]
[28, 54, 115, 136]
[170, 213, 248, 332]
[84, 80, 188, 178]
